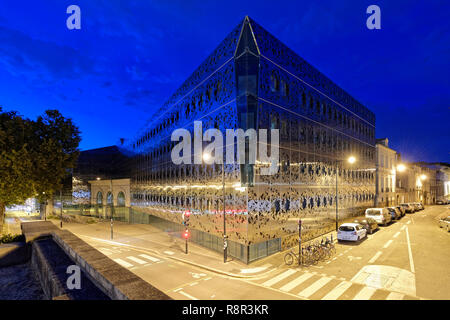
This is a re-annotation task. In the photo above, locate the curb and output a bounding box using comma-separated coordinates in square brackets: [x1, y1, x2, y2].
[166, 255, 275, 279]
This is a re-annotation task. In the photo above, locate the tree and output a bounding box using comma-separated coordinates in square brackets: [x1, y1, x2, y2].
[0, 108, 35, 229]
[31, 110, 81, 206]
[0, 107, 81, 229]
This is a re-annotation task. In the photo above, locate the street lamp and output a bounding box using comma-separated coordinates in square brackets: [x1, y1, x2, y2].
[420, 174, 427, 204]
[335, 156, 357, 232]
[110, 178, 114, 240]
[203, 151, 227, 263]
[397, 164, 406, 172]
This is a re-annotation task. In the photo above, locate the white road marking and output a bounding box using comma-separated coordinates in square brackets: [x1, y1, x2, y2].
[164, 251, 175, 255]
[405, 227, 415, 273]
[98, 248, 113, 256]
[406, 220, 411, 225]
[127, 256, 147, 265]
[322, 281, 353, 300]
[113, 258, 133, 268]
[353, 286, 377, 300]
[178, 291, 198, 300]
[139, 254, 161, 262]
[279, 273, 314, 292]
[393, 231, 401, 238]
[298, 277, 332, 298]
[383, 240, 393, 249]
[368, 251, 382, 264]
[347, 256, 362, 261]
[203, 277, 212, 281]
[173, 288, 182, 292]
[262, 269, 297, 287]
[189, 282, 199, 286]
[240, 264, 271, 274]
[386, 292, 405, 300]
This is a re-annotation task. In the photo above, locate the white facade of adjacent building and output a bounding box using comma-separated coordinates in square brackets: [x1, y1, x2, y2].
[375, 138, 397, 206]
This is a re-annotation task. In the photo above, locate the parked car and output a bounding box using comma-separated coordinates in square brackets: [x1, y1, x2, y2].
[365, 208, 392, 226]
[401, 203, 415, 213]
[438, 216, 450, 232]
[411, 203, 421, 211]
[395, 205, 406, 217]
[353, 217, 379, 234]
[337, 223, 367, 242]
[417, 202, 425, 210]
[387, 207, 402, 220]
[436, 200, 445, 205]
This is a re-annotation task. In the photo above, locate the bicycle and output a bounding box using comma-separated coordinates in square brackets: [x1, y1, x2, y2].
[284, 249, 300, 266]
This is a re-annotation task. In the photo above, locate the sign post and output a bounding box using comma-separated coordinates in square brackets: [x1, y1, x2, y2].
[298, 219, 302, 266]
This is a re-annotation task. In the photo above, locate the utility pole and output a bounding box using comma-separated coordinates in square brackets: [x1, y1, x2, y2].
[110, 179, 113, 240]
[298, 219, 302, 266]
[335, 161, 339, 232]
[223, 161, 227, 263]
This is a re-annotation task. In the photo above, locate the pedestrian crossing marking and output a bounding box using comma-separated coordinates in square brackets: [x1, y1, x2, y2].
[298, 277, 332, 298]
[386, 292, 405, 300]
[127, 256, 147, 265]
[98, 248, 113, 256]
[279, 272, 313, 292]
[353, 286, 377, 300]
[321, 281, 353, 300]
[114, 258, 133, 268]
[139, 254, 161, 262]
[262, 269, 297, 287]
[255, 269, 422, 300]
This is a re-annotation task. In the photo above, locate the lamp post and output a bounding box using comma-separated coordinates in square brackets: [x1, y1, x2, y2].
[335, 156, 357, 232]
[203, 152, 227, 263]
[396, 164, 406, 205]
[110, 178, 114, 240]
[420, 174, 427, 203]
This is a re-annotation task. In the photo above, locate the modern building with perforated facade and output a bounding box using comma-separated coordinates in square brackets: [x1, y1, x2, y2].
[123, 16, 377, 263]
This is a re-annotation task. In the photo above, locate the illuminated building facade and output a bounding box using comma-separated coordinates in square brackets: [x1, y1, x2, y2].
[124, 17, 376, 263]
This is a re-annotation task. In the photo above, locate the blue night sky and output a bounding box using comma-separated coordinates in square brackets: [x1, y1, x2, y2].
[0, 0, 449, 162]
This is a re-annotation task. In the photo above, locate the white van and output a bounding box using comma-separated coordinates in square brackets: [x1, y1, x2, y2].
[365, 208, 392, 226]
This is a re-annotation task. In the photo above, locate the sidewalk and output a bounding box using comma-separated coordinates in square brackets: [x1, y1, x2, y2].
[47, 219, 282, 279]
[45, 217, 349, 279]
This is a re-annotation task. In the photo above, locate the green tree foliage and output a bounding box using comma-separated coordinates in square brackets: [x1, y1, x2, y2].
[0, 108, 35, 207]
[0, 107, 81, 228]
[32, 110, 81, 202]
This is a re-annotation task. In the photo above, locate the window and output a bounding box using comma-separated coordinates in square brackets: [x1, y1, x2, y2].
[270, 73, 279, 92]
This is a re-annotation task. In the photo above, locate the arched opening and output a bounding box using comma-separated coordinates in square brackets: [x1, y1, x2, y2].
[107, 192, 113, 205]
[97, 191, 103, 205]
[117, 191, 125, 207]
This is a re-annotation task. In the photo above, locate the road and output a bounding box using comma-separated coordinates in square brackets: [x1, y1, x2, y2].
[72, 205, 450, 300]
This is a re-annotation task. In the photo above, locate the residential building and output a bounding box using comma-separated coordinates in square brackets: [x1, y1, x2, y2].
[375, 138, 397, 206]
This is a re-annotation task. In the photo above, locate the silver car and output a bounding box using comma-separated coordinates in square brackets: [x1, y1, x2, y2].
[439, 216, 450, 232]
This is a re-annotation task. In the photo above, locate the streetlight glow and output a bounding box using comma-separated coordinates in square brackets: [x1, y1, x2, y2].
[420, 174, 427, 180]
[202, 152, 211, 162]
[348, 156, 356, 164]
[397, 164, 406, 172]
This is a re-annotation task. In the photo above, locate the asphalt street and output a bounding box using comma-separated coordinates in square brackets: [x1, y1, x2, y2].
[62, 205, 449, 300]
